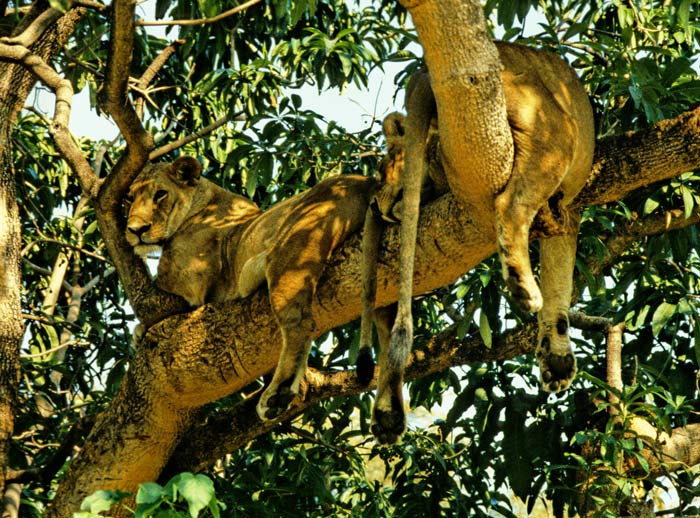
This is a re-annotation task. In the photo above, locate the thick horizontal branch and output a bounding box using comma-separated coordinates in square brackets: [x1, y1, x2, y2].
[164, 320, 538, 475]
[52, 104, 700, 513]
[575, 106, 700, 208]
[629, 418, 700, 478]
[0, 7, 62, 47]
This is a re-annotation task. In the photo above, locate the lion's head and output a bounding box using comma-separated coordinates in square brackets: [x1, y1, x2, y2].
[125, 156, 202, 256]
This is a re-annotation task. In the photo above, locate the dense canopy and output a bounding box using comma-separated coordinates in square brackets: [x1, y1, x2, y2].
[1, 1, 700, 517]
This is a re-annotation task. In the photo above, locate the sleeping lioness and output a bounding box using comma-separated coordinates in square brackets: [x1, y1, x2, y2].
[360, 42, 595, 444]
[124, 157, 386, 420]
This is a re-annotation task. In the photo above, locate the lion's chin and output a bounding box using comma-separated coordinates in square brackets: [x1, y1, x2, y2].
[132, 244, 162, 257]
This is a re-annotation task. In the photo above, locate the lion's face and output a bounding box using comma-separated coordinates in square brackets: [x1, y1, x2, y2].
[125, 157, 202, 256]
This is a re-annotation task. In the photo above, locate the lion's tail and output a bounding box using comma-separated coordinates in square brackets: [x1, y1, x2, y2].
[357, 204, 384, 385]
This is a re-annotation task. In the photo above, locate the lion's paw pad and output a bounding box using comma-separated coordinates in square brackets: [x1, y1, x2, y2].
[538, 353, 576, 393]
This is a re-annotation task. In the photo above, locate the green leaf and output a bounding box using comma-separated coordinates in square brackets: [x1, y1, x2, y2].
[643, 197, 659, 215]
[478, 311, 492, 349]
[651, 302, 676, 336]
[136, 482, 164, 505]
[176, 473, 216, 517]
[48, 0, 70, 12]
[681, 185, 694, 219]
[693, 315, 700, 366]
[78, 490, 129, 515]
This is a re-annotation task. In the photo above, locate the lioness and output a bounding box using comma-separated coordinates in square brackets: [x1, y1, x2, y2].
[124, 156, 386, 420]
[361, 42, 595, 443]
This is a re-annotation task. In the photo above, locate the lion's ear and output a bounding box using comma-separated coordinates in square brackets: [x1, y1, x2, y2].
[170, 156, 202, 186]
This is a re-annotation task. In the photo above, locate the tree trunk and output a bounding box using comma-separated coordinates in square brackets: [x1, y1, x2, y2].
[0, 4, 83, 508]
[0, 121, 21, 500]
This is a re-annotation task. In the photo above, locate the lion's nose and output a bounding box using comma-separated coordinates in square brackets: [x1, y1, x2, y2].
[127, 223, 152, 238]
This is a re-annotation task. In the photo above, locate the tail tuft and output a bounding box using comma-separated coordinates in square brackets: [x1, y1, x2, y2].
[356, 348, 375, 385]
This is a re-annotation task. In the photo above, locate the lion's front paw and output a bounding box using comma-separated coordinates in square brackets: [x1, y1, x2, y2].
[256, 384, 297, 421]
[536, 337, 577, 392]
[504, 267, 543, 313]
[371, 396, 406, 445]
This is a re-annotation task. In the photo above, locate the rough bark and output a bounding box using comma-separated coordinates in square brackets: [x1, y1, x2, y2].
[0, 121, 21, 500]
[0, 5, 84, 500]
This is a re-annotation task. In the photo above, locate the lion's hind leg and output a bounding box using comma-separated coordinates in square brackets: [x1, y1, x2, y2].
[494, 120, 578, 314]
[370, 304, 406, 444]
[494, 177, 548, 314]
[536, 211, 579, 392]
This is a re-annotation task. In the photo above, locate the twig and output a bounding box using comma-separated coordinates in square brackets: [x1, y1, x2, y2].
[150, 115, 230, 160]
[21, 239, 110, 264]
[134, 40, 184, 119]
[137, 0, 262, 27]
[21, 340, 90, 359]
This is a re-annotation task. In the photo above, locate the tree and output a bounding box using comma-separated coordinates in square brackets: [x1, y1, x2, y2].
[2, 0, 700, 516]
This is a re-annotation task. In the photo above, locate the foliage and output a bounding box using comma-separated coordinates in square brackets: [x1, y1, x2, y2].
[7, 0, 700, 516]
[75, 472, 224, 517]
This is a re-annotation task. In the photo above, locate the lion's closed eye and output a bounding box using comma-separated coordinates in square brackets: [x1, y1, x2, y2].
[154, 190, 168, 203]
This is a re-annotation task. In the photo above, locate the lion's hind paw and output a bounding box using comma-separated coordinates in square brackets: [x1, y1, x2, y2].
[537, 350, 577, 393]
[371, 406, 405, 445]
[256, 384, 297, 421]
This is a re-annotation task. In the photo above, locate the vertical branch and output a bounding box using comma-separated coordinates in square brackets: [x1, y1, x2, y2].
[0, 130, 22, 500]
[95, 0, 183, 323]
[606, 322, 625, 423]
[0, 6, 85, 500]
[0, 41, 98, 197]
[99, 0, 153, 171]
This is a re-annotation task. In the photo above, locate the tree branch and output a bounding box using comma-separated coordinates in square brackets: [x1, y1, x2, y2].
[164, 319, 537, 475]
[0, 35, 97, 197]
[136, 0, 263, 27]
[149, 115, 229, 160]
[134, 40, 183, 119]
[0, 7, 62, 47]
[575, 106, 700, 209]
[629, 418, 700, 478]
[96, 0, 172, 326]
[606, 323, 625, 425]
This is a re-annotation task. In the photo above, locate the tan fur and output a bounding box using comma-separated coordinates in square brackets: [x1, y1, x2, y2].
[363, 42, 595, 443]
[125, 157, 379, 421]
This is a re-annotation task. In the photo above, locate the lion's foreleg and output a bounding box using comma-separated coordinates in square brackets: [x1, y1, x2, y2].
[536, 210, 579, 392]
[256, 275, 315, 421]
